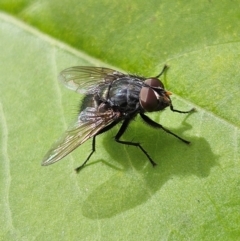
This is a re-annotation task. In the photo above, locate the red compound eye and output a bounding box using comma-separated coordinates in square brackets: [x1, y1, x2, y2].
[144, 78, 164, 88]
[140, 87, 158, 112]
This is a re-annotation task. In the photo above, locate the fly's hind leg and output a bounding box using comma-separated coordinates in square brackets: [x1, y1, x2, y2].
[75, 121, 119, 173]
[75, 136, 96, 173]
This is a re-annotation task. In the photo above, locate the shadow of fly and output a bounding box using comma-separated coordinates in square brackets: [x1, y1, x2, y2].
[42, 65, 194, 172]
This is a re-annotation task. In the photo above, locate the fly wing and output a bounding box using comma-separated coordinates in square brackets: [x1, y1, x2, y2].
[59, 66, 125, 94]
[42, 107, 118, 166]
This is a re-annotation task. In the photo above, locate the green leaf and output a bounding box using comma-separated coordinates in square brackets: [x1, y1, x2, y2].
[0, 1, 240, 240]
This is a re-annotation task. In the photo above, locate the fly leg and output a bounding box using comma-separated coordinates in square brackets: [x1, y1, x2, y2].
[170, 105, 195, 114]
[75, 136, 96, 173]
[140, 113, 190, 144]
[155, 65, 168, 78]
[75, 121, 119, 173]
[115, 118, 157, 166]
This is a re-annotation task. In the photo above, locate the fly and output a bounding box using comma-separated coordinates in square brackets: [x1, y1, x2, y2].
[42, 65, 195, 172]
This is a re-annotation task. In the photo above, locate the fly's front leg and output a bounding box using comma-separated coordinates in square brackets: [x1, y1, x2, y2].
[170, 105, 195, 114]
[155, 65, 168, 78]
[140, 113, 191, 144]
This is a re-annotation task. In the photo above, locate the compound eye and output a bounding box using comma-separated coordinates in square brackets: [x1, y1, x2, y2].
[140, 87, 158, 112]
[145, 78, 164, 88]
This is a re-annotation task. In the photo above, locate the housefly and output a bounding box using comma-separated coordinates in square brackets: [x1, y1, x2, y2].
[42, 65, 194, 172]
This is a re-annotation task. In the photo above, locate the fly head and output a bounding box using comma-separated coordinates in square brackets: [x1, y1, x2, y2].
[139, 77, 172, 112]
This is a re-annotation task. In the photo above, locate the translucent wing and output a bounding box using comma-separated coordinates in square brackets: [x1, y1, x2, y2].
[59, 66, 125, 94]
[42, 107, 118, 166]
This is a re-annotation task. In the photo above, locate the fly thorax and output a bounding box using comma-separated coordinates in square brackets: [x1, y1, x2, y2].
[108, 78, 141, 112]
